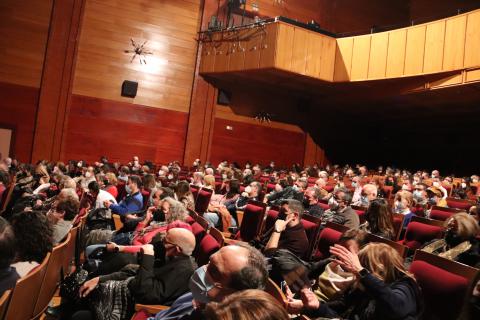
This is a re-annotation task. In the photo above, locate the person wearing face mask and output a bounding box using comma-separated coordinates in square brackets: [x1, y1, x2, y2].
[204, 180, 241, 231]
[352, 184, 377, 207]
[321, 188, 360, 230]
[426, 186, 448, 208]
[264, 199, 309, 259]
[303, 187, 324, 218]
[88, 181, 117, 210]
[105, 175, 143, 219]
[452, 177, 475, 200]
[393, 190, 414, 228]
[265, 180, 306, 206]
[419, 212, 480, 268]
[231, 181, 262, 213]
[140, 243, 268, 320]
[77, 166, 96, 191]
[77, 228, 197, 320]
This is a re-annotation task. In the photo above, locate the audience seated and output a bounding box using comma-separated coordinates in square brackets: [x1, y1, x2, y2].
[302, 187, 324, 218]
[419, 212, 480, 268]
[301, 243, 422, 320]
[394, 190, 414, 228]
[77, 228, 197, 320]
[47, 193, 80, 244]
[88, 181, 117, 210]
[10, 211, 53, 277]
[0, 217, 18, 296]
[321, 187, 360, 229]
[361, 198, 395, 240]
[105, 175, 143, 220]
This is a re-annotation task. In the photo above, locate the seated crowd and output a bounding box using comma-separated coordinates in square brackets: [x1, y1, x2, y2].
[0, 156, 480, 320]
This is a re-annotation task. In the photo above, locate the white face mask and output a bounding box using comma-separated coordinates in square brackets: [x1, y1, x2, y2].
[222, 174, 227, 180]
[394, 200, 405, 213]
[274, 184, 282, 193]
[167, 174, 173, 180]
[473, 178, 478, 184]
[158, 170, 165, 176]
[328, 197, 339, 210]
[85, 172, 92, 178]
[461, 183, 467, 189]
[189, 266, 215, 304]
[125, 185, 132, 194]
[245, 186, 252, 194]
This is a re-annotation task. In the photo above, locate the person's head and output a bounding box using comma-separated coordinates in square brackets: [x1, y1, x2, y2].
[393, 190, 413, 213]
[59, 175, 76, 190]
[361, 184, 378, 204]
[204, 289, 289, 320]
[294, 180, 307, 193]
[35, 164, 50, 183]
[431, 170, 440, 179]
[127, 175, 142, 193]
[176, 181, 191, 197]
[226, 179, 241, 198]
[315, 177, 326, 189]
[245, 181, 262, 197]
[163, 228, 196, 257]
[426, 186, 443, 205]
[303, 187, 320, 207]
[279, 199, 303, 227]
[143, 174, 156, 190]
[193, 172, 204, 184]
[88, 181, 100, 197]
[0, 216, 16, 269]
[57, 188, 79, 202]
[338, 229, 368, 254]
[51, 196, 80, 223]
[105, 172, 117, 186]
[365, 198, 395, 239]
[10, 211, 53, 263]
[444, 212, 480, 247]
[329, 187, 352, 211]
[413, 183, 428, 205]
[84, 166, 95, 179]
[204, 175, 216, 189]
[162, 197, 188, 223]
[205, 167, 214, 176]
[189, 243, 268, 304]
[359, 243, 412, 284]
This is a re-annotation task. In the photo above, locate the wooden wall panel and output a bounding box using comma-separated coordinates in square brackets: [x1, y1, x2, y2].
[259, 23, 278, 69]
[0, 0, 52, 88]
[443, 15, 467, 70]
[64, 95, 188, 164]
[334, 37, 354, 82]
[319, 36, 336, 82]
[423, 21, 445, 73]
[291, 28, 308, 74]
[228, 29, 247, 72]
[73, 0, 201, 112]
[404, 26, 426, 75]
[464, 10, 480, 67]
[210, 118, 306, 167]
[275, 23, 294, 71]
[244, 29, 262, 70]
[305, 32, 323, 78]
[0, 82, 38, 162]
[350, 35, 371, 80]
[368, 33, 388, 79]
[386, 29, 407, 78]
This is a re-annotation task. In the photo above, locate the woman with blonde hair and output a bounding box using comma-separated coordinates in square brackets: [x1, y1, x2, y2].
[420, 212, 480, 267]
[104, 172, 118, 198]
[204, 289, 289, 320]
[203, 174, 216, 191]
[393, 190, 414, 228]
[300, 242, 422, 320]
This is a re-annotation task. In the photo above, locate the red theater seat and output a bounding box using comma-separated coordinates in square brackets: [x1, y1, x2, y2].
[234, 201, 266, 242]
[263, 206, 279, 234]
[313, 222, 348, 260]
[445, 197, 475, 211]
[301, 214, 322, 261]
[351, 205, 367, 224]
[429, 205, 462, 221]
[409, 250, 479, 320]
[398, 217, 444, 250]
[195, 234, 220, 266]
[392, 213, 405, 241]
[195, 188, 213, 215]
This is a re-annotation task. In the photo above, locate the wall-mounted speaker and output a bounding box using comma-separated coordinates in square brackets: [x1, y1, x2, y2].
[121, 80, 138, 98]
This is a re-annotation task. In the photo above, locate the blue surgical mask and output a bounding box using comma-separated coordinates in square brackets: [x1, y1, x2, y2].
[125, 185, 132, 194]
[394, 200, 405, 213]
[352, 182, 358, 188]
[360, 195, 369, 206]
[189, 266, 215, 304]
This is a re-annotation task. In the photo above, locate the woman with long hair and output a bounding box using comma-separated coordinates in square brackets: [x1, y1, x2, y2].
[301, 242, 422, 320]
[361, 198, 395, 240]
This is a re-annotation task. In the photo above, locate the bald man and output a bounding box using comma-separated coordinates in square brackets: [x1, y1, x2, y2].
[80, 228, 197, 310]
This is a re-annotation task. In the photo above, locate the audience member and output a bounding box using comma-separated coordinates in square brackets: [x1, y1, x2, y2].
[361, 198, 395, 240]
[322, 187, 360, 229]
[105, 175, 143, 219]
[302, 187, 324, 218]
[0, 217, 18, 296]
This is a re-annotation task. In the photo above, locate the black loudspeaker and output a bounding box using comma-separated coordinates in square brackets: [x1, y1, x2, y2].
[121, 80, 138, 98]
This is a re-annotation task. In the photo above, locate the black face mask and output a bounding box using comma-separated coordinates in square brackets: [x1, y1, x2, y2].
[153, 209, 166, 222]
[303, 198, 311, 208]
[278, 208, 288, 220]
[444, 230, 464, 247]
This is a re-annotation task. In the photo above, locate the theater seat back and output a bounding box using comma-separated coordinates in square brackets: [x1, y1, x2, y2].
[314, 227, 342, 260]
[195, 234, 220, 266]
[401, 221, 444, 250]
[235, 202, 266, 242]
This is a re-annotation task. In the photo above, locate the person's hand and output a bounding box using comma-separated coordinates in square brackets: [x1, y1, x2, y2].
[79, 277, 99, 298]
[274, 216, 294, 233]
[106, 242, 120, 252]
[329, 244, 363, 274]
[103, 200, 111, 208]
[287, 298, 304, 314]
[34, 199, 43, 207]
[300, 288, 320, 310]
[142, 244, 154, 256]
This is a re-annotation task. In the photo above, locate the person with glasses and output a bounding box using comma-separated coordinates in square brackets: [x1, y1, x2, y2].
[321, 187, 360, 230]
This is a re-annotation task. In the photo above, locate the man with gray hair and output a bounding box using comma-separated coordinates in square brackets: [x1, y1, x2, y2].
[322, 187, 360, 229]
[265, 199, 309, 259]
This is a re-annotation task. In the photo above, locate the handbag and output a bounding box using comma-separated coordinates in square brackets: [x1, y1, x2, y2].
[59, 268, 90, 303]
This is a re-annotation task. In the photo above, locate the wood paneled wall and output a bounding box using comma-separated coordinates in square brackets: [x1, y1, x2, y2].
[0, 82, 38, 162]
[0, 0, 53, 88]
[63, 95, 188, 164]
[334, 9, 480, 81]
[410, 0, 480, 24]
[72, 0, 202, 112]
[210, 117, 306, 167]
